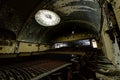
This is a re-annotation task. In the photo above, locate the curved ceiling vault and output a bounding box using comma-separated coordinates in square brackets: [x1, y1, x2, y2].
[0, 0, 101, 43]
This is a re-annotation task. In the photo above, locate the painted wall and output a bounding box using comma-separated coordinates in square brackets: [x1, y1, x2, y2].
[18, 42, 38, 52]
[0, 41, 16, 53]
[53, 33, 95, 42]
[0, 45, 16, 53]
[39, 45, 51, 51]
[0, 41, 51, 53]
[111, 0, 120, 30]
[101, 8, 120, 68]
[18, 42, 51, 52]
[101, 18, 115, 63]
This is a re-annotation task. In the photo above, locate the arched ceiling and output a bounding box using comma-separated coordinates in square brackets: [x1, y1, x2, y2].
[0, 0, 101, 43]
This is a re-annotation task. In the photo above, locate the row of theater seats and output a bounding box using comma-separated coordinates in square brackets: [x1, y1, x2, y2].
[0, 52, 40, 58]
[0, 59, 67, 80]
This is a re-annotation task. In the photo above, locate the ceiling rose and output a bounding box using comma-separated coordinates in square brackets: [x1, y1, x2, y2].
[35, 9, 60, 26]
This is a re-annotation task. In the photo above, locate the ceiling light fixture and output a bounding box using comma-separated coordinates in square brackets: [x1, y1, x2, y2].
[35, 9, 61, 26]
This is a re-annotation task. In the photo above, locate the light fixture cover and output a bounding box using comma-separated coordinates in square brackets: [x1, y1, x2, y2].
[35, 10, 60, 26]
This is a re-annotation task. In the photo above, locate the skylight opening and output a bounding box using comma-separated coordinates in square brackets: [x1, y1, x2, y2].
[35, 9, 61, 27]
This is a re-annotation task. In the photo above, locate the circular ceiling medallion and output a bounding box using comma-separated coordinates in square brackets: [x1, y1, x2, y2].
[35, 9, 61, 26]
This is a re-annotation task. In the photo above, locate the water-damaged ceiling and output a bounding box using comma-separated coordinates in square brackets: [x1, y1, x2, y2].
[0, 0, 101, 43]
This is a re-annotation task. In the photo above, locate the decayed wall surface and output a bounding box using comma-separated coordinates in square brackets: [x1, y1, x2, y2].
[101, 16, 115, 64]
[0, 41, 51, 53]
[18, 42, 38, 52]
[0, 41, 16, 53]
[101, 0, 120, 69]
[18, 42, 51, 52]
[111, 0, 120, 30]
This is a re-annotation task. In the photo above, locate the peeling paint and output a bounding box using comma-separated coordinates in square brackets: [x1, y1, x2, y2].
[84, 0, 95, 2]
[53, 0, 98, 15]
[56, 5, 97, 15]
[53, 0, 80, 7]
